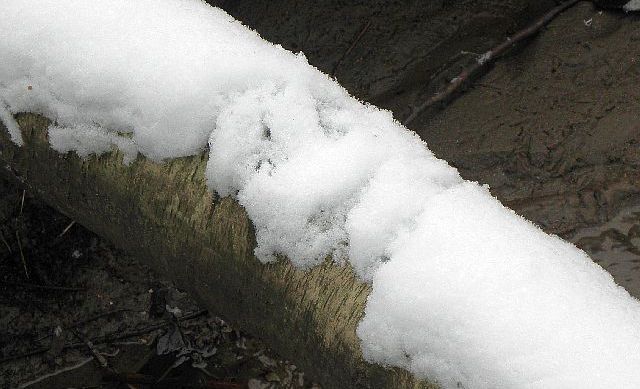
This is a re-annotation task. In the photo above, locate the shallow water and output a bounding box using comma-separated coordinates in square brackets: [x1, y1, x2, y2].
[570, 205, 640, 298]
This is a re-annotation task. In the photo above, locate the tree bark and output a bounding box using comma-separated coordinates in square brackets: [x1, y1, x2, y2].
[0, 113, 437, 389]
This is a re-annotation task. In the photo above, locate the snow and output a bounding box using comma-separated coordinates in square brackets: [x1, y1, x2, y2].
[0, 101, 22, 145]
[49, 124, 138, 164]
[2, 1, 640, 388]
[358, 183, 640, 388]
[0, 0, 318, 161]
[625, 0, 640, 11]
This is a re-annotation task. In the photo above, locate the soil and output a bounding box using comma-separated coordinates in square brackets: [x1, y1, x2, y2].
[2, 1, 640, 388]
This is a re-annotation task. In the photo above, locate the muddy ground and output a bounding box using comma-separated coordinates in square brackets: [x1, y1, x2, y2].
[2, 1, 639, 388]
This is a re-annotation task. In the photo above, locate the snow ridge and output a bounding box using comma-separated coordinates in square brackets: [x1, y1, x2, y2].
[2, 1, 640, 388]
[625, 0, 640, 12]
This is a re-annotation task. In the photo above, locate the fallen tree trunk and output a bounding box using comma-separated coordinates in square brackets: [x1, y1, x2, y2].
[5, 3, 638, 388]
[0, 114, 437, 389]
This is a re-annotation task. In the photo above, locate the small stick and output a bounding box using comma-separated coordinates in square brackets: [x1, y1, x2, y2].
[0, 230, 11, 253]
[57, 220, 76, 238]
[403, 0, 582, 125]
[72, 329, 137, 389]
[19, 189, 25, 215]
[331, 19, 373, 77]
[89, 309, 207, 345]
[0, 310, 208, 364]
[67, 308, 130, 328]
[15, 230, 29, 279]
[18, 356, 94, 389]
[36, 308, 130, 342]
[103, 373, 245, 389]
[72, 329, 110, 369]
[102, 372, 157, 385]
[0, 348, 48, 363]
[2, 281, 85, 292]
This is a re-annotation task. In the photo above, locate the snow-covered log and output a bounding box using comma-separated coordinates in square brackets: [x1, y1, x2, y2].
[0, 113, 435, 388]
[3, 2, 640, 389]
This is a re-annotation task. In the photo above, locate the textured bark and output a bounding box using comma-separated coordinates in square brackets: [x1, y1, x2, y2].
[0, 113, 437, 389]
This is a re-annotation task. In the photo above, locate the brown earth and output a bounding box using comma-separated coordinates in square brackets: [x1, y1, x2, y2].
[2, 1, 640, 388]
[417, 2, 640, 235]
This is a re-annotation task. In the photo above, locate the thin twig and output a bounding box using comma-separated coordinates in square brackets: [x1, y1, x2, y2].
[403, 0, 582, 125]
[0, 310, 208, 364]
[102, 372, 157, 385]
[19, 189, 25, 215]
[72, 329, 110, 369]
[15, 230, 29, 279]
[18, 356, 94, 388]
[57, 220, 76, 239]
[36, 308, 131, 342]
[103, 373, 245, 389]
[331, 19, 372, 77]
[0, 230, 11, 253]
[72, 330, 137, 389]
[68, 308, 130, 328]
[0, 348, 48, 363]
[89, 309, 206, 345]
[2, 281, 85, 292]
